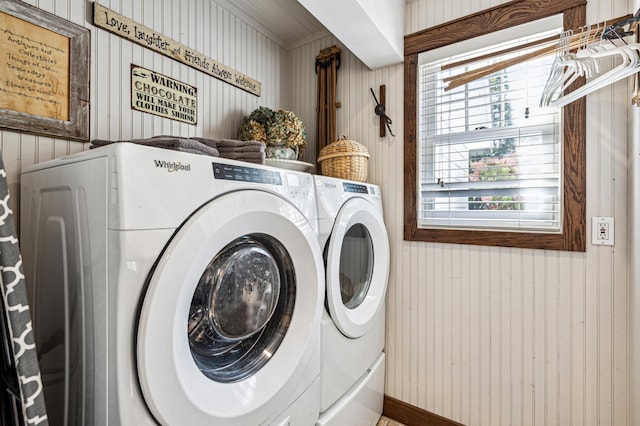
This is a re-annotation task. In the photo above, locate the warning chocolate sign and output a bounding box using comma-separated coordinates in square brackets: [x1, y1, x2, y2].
[131, 65, 197, 125]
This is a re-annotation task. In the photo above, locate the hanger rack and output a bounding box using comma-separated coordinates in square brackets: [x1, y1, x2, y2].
[601, 9, 640, 41]
[443, 13, 635, 92]
[539, 10, 640, 107]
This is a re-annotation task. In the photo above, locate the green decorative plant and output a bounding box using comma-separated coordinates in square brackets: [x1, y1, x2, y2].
[469, 154, 522, 210]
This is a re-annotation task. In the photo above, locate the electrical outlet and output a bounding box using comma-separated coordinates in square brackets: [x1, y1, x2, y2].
[591, 217, 614, 246]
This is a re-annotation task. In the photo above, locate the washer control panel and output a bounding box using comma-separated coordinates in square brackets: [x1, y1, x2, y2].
[212, 162, 282, 185]
[211, 161, 313, 201]
[284, 172, 313, 199]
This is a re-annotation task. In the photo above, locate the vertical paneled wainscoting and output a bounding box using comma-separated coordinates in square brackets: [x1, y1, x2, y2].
[630, 2, 640, 425]
[4, 0, 284, 224]
[289, 0, 632, 424]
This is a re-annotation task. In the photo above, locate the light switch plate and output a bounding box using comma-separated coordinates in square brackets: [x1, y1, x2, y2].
[591, 217, 614, 246]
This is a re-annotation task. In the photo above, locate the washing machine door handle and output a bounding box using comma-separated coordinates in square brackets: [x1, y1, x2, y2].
[325, 198, 390, 338]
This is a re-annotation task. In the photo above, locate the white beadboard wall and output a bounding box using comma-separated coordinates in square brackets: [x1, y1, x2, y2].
[630, 2, 640, 426]
[631, 88, 639, 426]
[3, 0, 287, 222]
[3, 0, 637, 424]
[288, 0, 634, 425]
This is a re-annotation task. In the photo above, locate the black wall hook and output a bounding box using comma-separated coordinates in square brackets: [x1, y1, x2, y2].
[370, 86, 395, 137]
[602, 9, 640, 41]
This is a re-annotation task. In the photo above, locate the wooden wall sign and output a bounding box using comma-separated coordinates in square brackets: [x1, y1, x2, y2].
[0, 0, 90, 140]
[94, 3, 261, 97]
[131, 65, 197, 125]
[0, 11, 69, 120]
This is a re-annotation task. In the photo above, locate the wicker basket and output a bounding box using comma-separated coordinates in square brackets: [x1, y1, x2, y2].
[318, 135, 370, 182]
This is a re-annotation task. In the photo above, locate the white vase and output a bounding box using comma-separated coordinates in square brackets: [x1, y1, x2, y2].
[266, 139, 298, 160]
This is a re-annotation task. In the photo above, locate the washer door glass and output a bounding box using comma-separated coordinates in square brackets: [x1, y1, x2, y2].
[338, 224, 374, 309]
[188, 234, 295, 383]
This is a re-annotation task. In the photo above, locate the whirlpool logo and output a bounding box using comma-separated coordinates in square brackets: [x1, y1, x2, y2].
[153, 159, 192, 172]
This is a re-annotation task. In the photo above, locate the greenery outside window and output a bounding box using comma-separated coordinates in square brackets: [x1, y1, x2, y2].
[404, 0, 587, 251]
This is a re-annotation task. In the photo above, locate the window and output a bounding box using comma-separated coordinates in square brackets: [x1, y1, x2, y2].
[404, 0, 587, 251]
[420, 26, 561, 232]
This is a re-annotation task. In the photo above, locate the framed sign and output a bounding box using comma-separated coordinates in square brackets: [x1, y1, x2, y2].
[131, 65, 197, 125]
[0, 0, 90, 140]
[94, 3, 261, 97]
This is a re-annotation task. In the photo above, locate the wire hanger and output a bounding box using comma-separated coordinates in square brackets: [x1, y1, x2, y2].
[541, 11, 640, 107]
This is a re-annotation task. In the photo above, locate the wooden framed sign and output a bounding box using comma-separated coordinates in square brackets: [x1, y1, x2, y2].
[0, 0, 89, 140]
[131, 65, 197, 125]
[94, 3, 261, 97]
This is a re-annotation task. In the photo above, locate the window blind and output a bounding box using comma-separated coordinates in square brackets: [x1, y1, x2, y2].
[418, 30, 563, 232]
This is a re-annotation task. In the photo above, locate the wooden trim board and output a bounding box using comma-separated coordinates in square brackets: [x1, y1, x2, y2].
[383, 395, 465, 426]
[93, 3, 261, 97]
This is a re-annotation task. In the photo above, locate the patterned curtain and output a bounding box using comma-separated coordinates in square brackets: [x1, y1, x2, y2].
[0, 154, 48, 426]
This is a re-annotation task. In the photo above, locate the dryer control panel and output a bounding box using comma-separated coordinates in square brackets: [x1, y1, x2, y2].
[342, 182, 369, 194]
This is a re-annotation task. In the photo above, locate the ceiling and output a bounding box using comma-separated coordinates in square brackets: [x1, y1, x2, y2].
[214, 0, 329, 49]
[214, 0, 406, 68]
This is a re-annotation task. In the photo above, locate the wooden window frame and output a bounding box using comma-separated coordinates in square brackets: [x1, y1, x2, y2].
[404, 0, 587, 251]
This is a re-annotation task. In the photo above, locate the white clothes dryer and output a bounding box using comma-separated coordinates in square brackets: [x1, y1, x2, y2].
[313, 175, 390, 426]
[20, 143, 324, 426]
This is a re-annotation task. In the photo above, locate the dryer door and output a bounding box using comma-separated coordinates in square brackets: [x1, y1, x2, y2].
[325, 198, 390, 338]
[137, 190, 323, 426]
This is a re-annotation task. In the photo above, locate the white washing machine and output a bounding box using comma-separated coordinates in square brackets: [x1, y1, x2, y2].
[313, 175, 390, 426]
[20, 142, 324, 425]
